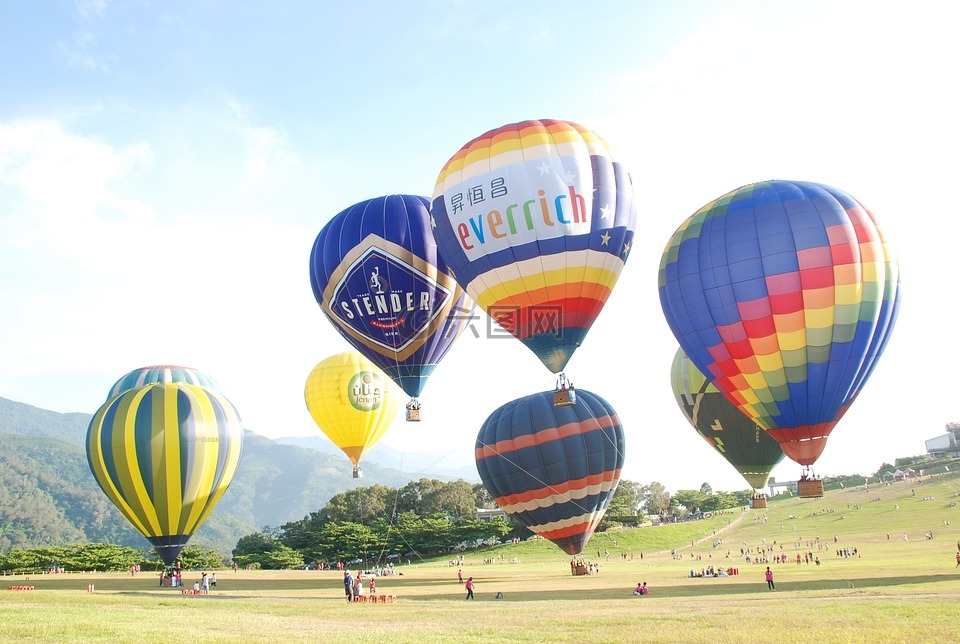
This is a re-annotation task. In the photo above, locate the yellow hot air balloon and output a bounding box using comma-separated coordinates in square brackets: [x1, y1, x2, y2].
[85, 383, 244, 566]
[304, 352, 401, 478]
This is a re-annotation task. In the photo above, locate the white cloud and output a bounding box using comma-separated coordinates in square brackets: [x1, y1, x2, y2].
[0, 119, 154, 258]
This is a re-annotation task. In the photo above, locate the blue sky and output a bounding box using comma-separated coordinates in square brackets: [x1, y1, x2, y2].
[2, 0, 958, 492]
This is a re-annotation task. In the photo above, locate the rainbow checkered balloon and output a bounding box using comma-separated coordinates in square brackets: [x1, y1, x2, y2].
[659, 181, 901, 466]
[431, 119, 636, 373]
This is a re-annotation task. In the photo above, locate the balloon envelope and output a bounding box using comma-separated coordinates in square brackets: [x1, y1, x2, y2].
[309, 194, 473, 399]
[671, 348, 784, 489]
[304, 352, 401, 466]
[86, 383, 244, 566]
[475, 389, 625, 555]
[431, 119, 636, 373]
[107, 365, 221, 400]
[659, 181, 901, 466]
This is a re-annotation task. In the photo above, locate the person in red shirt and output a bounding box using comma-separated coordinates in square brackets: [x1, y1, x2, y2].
[465, 577, 475, 600]
[765, 567, 775, 591]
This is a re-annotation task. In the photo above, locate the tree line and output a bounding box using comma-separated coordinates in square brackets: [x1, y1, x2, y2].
[0, 477, 756, 573]
[231, 478, 755, 569]
[0, 543, 223, 574]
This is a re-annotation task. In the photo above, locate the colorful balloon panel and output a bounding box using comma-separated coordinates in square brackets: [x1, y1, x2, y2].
[475, 389, 625, 555]
[671, 348, 784, 489]
[658, 180, 901, 466]
[86, 383, 244, 565]
[309, 195, 473, 398]
[304, 352, 401, 466]
[431, 119, 636, 373]
[107, 365, 221, 400]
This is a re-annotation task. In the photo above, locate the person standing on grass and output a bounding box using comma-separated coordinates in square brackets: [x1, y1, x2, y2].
[465, 577, 475, 600]
[955, 552, 960, 568]
[344, 570, 354, 603]
[765, 566, 775, 591]
[458, 568, 464, 585]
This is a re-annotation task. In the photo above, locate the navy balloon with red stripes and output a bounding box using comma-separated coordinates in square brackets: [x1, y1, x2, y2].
[475, 389, 625, 555]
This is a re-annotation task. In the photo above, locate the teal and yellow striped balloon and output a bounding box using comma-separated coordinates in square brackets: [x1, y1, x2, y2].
[106, 365, 221, 400]
[86, 383, 244, 566]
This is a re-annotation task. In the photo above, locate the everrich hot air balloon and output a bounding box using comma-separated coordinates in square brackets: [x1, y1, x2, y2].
[475, 389, 625, 555]
[431, 119, 636, 379]
[309, 194, 473, 416]
[86, 383, 244, 566]
[659, 180, 901, 468]
[304, 352, 402, 478]
[671, 348, 784, 490]
[106, 365, 221, 400]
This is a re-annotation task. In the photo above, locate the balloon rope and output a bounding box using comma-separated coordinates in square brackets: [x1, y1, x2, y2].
[475, 438, 601, 517]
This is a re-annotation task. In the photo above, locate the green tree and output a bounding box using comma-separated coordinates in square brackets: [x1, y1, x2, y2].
[641, 482, 673, 516]
[259, 544, 304, 570]
[472, 483, 494, 509]
[455, 518, 512, 545]
[699, 482, 713, 495]
[606, 479, 643, 516]
[396, 478, 440, 516]
[233, 531, 278, 566]
[320, 485, 394, 525]
[672, 489, 705, 514]
[312, 521, 383, 563]
[174, 545, 225, 570]
[0, 547, 43, 572]
[422, 480, 476, 520]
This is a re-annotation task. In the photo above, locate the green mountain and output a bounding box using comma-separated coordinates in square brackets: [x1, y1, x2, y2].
[0, 396, 424, 558]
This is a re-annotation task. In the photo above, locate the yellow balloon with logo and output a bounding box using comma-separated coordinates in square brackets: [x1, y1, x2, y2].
[304, 352, 402, 478]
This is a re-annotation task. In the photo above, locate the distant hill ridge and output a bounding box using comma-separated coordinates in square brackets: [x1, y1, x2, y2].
[0, 395, 449, 557]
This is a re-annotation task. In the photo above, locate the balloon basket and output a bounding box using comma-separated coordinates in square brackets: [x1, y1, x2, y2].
[554, 389, 576, 407]
[353, 465, 363, 479]
[750, 496, 767, 509]
[797, 479, 824, 498]
[405, 407, 421, 422]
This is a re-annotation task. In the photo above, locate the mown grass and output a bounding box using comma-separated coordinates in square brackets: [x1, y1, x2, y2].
[2, 475, 960, 642]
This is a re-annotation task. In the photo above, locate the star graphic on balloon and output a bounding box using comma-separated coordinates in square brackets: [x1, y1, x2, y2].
[430, 214, 437, 229]
[537, 161, 552, 176]
[622, 241, 631, 256]
[600, 231, 611, 246]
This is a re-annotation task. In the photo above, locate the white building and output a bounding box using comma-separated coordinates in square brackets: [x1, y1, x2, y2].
[925, 422, 960, 458]
[767, 477, 798, 496]
[475, 508, 507, 522]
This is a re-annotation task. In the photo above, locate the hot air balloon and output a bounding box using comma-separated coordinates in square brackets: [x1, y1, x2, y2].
[86, 383, 244, 566]
[475, 389, 625, 555]
[659, 180, 901, 473]
[106, 365, 221, 400]
[309, 194, 473, 418]
[304, 352, 402, 478]
[671, 347, 784, 490]
[431, 119, 636, 387]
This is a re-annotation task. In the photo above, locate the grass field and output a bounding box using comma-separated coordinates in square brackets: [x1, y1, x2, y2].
[3, 475, 960, 642]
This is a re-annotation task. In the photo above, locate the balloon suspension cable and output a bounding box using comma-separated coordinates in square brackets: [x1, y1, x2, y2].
[406, 397, 420, 410]
[475, 437, 602, 519]
[555, 372, 574, 392]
